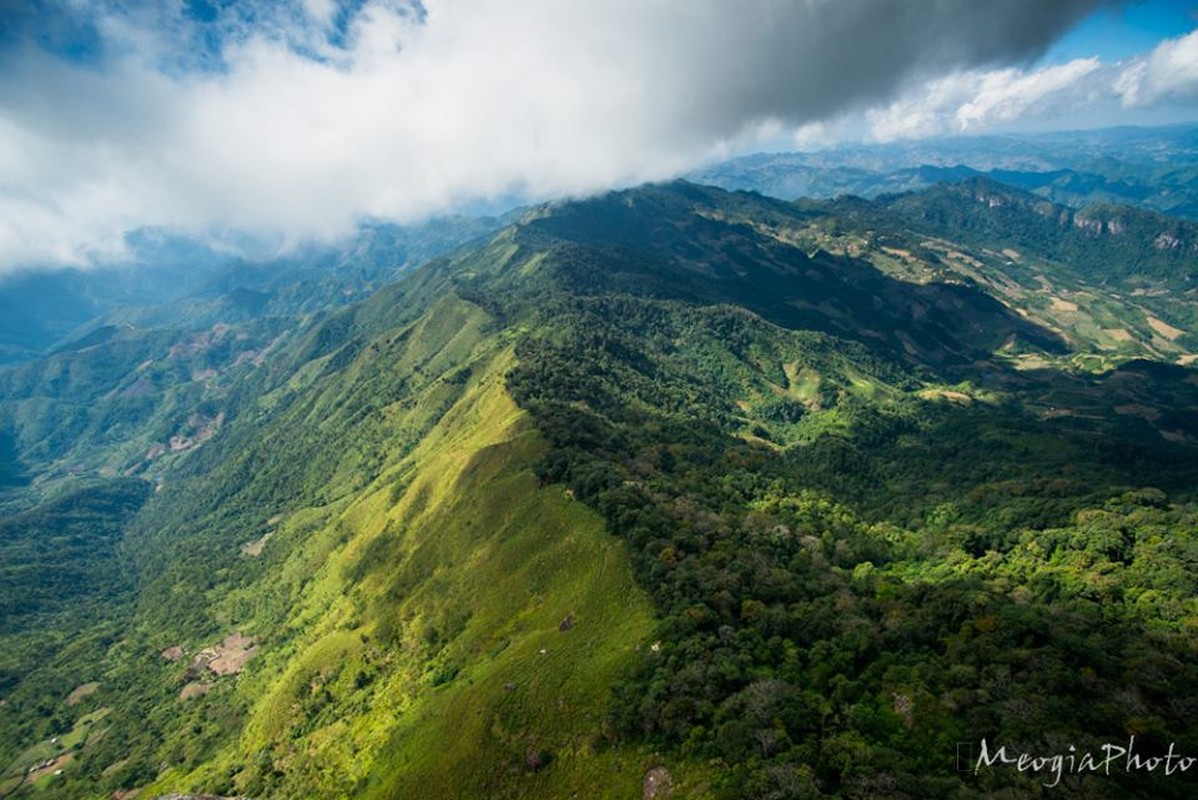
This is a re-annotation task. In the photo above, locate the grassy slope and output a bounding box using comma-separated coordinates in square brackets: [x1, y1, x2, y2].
[140, 320, 701, 798]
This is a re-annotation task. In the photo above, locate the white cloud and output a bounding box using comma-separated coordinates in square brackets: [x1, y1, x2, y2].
[957, 58, 1104, 128]
[865, 58, 1105, 142]
[854, 27, 1198, 146]
[302, 0, 339, 29]
[1115, 29, 1198, 106]
[0, 0, 1125, 271]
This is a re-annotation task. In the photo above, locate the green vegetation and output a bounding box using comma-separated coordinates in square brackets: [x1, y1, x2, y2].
[877, 178, 1197, 286]
[1, 178, 1197, 798]
[508, 303, 1198, 796]
[0, 479, 150, 780]
[0, 479, 150, 635]
[856, 178, 1198, 359]
[130, 349, 675, 800]
[0, 430, 26, 490]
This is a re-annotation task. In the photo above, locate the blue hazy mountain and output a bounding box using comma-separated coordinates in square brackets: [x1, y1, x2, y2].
[692, 124, 1198, 218]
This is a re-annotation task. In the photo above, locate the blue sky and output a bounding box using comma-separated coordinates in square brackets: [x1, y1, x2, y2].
[0, 0, 1196, 271]
[1046, 0, 1197, 63]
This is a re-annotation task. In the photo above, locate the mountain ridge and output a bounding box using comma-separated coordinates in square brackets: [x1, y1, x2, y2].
[2, 178, 1198, 798]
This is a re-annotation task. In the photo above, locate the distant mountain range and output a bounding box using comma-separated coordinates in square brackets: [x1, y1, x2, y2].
[692, 124, 1198, 219]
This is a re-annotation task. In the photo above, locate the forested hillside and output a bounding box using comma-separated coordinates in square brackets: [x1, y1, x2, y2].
[1, 181, 1197, 799]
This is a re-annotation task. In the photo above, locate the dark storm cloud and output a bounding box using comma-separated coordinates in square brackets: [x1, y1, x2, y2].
[634, 0, 1108, 137]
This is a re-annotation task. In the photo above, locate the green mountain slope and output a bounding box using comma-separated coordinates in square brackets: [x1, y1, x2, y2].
[1, 180, 1198, 799]
[0, 282, 702, 799]
[0, 480, 151, 755]
[488, 183, 1198, 798]
[140, 347, 665, 799]
[872, 178, 1198, 360]
[746, 181, 1197, 366]
[876, 177, 1198, 286]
